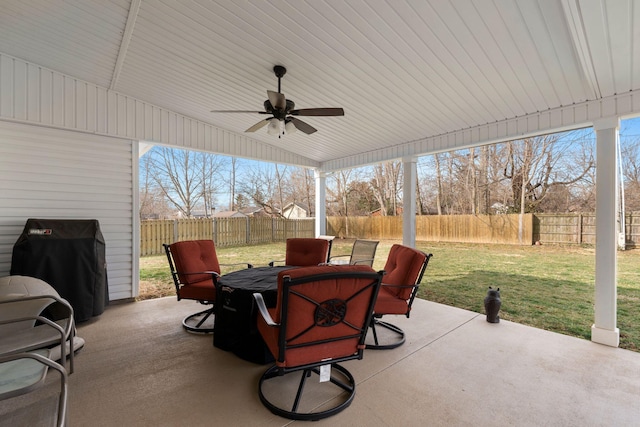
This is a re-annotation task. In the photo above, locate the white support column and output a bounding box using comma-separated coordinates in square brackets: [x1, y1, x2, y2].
[314, 169, 327, 237]
[591, 117, 620, 347]
[402, 156, 417, 248]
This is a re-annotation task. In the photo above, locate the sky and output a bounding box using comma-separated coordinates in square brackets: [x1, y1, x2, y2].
[621, 116, 640, 138]
[142, 116, 640, 212]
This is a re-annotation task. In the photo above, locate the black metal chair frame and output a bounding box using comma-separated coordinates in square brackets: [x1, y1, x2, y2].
[367, 252, 433, 350]
[163, 243, 252, 333]
[254, 269, 382, 421]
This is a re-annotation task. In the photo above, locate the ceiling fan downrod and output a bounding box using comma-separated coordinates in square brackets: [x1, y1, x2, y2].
[273, 65, 286, 93]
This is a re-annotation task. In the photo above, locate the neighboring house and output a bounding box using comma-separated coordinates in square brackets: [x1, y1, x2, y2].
[211, 210, 247, 218]
[240, 206, 270, 217]
[176, 210, 209, 219]
[282, 202, 311, 219]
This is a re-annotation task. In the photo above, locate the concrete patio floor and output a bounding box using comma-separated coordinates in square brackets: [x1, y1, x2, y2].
[2, 296, 639, 426]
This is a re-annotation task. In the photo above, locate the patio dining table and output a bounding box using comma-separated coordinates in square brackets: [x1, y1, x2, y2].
[213, 266, 295, 364]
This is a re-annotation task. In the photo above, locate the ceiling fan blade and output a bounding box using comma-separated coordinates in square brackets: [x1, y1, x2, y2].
[211, 110, 267, 114]
[290, 117, 317, 134]
[289, 108, 344, 116]
[267, 90, 286, 110]
[245, 119, 270, 132]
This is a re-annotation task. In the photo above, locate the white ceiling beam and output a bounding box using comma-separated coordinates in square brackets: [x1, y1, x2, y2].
[561, 0, 601, 99]
[110, 0, 142, 90]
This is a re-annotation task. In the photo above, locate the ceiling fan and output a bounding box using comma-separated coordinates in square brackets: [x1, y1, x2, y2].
[211, 65, 344, 136]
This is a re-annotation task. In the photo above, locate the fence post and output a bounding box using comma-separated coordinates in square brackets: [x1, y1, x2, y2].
[577, 214, 582, 244]
[173, 219, 178, 243]
[246, 217, 250, 244]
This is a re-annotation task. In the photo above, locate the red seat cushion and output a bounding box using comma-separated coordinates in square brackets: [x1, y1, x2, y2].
[284, 238, 330, 266]
[177, 278, 216, 301]
[373, 286, 410, 315]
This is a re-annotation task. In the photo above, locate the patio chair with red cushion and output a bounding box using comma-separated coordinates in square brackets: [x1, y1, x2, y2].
[367, 244, 432, 350]
[253, 265, 382, 421]
[269, 238, 330, 267]
[163, 240, 252, 333]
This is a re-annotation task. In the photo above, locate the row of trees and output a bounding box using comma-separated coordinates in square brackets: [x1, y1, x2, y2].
[140, 127, 640, 219]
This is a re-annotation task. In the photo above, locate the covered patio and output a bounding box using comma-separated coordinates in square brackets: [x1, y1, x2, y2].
[1, 1, 640, 423]
[2, 297, 638, 426]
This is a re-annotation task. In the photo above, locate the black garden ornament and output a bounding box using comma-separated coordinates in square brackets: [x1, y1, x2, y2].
[484, 287, 501, 323]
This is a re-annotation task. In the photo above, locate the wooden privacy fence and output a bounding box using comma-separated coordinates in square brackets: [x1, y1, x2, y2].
[533, 212, 640, 247]
[327, 214, 533, 245]
[140, 212, 640, 255]
[140, 218, 315, 256]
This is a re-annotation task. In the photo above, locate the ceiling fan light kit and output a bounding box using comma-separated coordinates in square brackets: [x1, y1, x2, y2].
[211, 65, 344, 137]
[267, 118, 281, 135]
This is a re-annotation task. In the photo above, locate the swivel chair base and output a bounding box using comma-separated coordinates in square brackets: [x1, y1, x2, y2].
[182, 307, 215, 333]
[258, 363, 356, 421]
[366, 318, 406, 350]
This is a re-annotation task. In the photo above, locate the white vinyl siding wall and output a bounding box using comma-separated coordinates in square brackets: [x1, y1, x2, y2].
[0, 121, 137, 300]
[0, 53, 318, 169]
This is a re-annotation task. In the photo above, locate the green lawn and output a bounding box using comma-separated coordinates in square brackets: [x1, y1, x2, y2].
[139, 240, 640, 352]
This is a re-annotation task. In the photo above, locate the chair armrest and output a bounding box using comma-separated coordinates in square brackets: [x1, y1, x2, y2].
[0, 295, 74, 337]
[352, 258, 375, 265]
[220, 263, 253, 269]
[179, 271, 221, 277]
[0, 295, 75, 373]
[268, 260, 285, 267]
[253, 293, 278, 327]
[328, 255, 350, 265]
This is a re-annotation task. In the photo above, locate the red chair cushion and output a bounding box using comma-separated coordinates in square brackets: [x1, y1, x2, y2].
[381, 244, 427, 300]
[177, 278, 216, 301]
[170, 240, 221, 285]
[373, 286, 409, 315]
[285, 238, 330, 266]
[258, 265, 377, 368]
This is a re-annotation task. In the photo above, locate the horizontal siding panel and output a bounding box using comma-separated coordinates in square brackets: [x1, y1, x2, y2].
[0, 121, 135, 300]
[0, 53, 318, 168]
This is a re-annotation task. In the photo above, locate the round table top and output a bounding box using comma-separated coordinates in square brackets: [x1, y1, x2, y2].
[219, 266, 296, 292]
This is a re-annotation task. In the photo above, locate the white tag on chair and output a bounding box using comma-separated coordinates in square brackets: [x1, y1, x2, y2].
[319, 364, 331, 382]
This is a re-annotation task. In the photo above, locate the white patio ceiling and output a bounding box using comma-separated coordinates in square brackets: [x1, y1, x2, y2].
[1, 0, 639, 170]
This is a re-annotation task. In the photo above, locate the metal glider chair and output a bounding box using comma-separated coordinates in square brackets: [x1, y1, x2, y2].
[268, 238, 330, 267]
[0, 350, 68, 427]
[254, 265, 382, 421]
[164, 240, 252, 333]
[329, 239, 379, 267]
[367, 244, 432, 350]
[0, 276, 78, 374]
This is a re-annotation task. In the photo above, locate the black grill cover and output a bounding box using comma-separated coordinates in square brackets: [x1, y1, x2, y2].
[11, 219, 109, 322]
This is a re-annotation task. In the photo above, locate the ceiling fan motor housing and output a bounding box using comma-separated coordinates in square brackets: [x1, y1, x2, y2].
[264, 99, 295, 119]
[213, 64, 342, 135]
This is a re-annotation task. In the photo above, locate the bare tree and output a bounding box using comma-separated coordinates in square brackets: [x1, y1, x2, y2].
[371, 161, 402, 215]
[149, 147, 203, 217]
[146, 147, 228, 218]
[289, 168, 315, 216]
[503, 133, 594, 214]
[621, 137, 640, 211]
[198, 151, 225, 217]
[228, 157, 237, 211]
